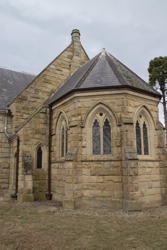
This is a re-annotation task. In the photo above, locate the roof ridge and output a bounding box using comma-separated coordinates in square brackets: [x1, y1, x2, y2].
[105, 53, 129, 86]
[108, 53, 147, 83]
[75, 53, 101, 89]
[107, 52, 159, 94]
[107, 53, 146, 83]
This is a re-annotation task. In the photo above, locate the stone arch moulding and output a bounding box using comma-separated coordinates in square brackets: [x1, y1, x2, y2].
[83, 102, 119, 157]
[134, 105, 155, 128]
[54, 110, 69, 131]
[55, 111, 69, 158]
[83, 102, 118, 128]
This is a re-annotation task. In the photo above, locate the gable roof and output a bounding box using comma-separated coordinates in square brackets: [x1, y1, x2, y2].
[0, 67, 35, 110]
[46, 50, 161, 105]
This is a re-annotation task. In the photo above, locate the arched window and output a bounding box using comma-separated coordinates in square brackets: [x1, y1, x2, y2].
[92, 114, 112, 155]
[59, 118, 68, 158]
[92, 119, 100, 154]
[56, 112, 69, 158]
[143, 122, 149, 155]
[135, 109, 151, 156]
[61, 126, 68, 157]
[136, 121, 142, 155]
[37, 146, 42, 169]
[103, 119, 111, 154]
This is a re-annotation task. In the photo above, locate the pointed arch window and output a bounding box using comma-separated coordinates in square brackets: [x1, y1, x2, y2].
[143, 122, 149, 155]
[92, 114, 112, 155]
[135, 114, 150, 155]
[60, 125, 68, 157]
[136, 121, 142, 155]
[103, 119, 111, 154]
[92, 120, 100, 154]
[37, 146, 42, 169]
[56, 113, 68, 158]
[61, 127, 65, 157]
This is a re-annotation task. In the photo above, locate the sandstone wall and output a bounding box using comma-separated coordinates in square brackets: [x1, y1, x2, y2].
[124, 93, 161, 209]
[9, 40, 88, 132]
[7, 32, 89, 201]
[157, 125, 167, 206]
[51, 89, 163, 210]
[15, 108, 48, 201]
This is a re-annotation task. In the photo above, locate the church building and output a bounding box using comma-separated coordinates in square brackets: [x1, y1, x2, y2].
[0, 29, 167, 211]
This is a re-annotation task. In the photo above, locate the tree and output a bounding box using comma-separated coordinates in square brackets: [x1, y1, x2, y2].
[148, 56, 167, 142]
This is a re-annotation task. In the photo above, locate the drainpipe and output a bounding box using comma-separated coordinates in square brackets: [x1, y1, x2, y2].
[4, 108, 20, 199]
[15, 136, 20, 197]
[46, 105, 52, 200]
[11, 136, 20, 199]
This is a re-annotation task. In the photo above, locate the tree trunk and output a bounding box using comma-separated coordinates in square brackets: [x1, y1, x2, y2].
[161, 87, 167, 145]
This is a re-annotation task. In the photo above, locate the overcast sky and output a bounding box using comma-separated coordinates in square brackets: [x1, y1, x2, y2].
[0, 0, 166, 82]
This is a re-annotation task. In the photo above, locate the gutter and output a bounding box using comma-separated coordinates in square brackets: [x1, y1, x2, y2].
[47, 85, 161, 108]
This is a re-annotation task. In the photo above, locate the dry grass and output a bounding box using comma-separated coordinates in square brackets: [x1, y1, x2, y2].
[0, 201, 167, 250]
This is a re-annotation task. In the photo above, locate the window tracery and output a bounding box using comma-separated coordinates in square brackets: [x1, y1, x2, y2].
[92, 113, 112, 155]
[135, 112, 150, 155]
[57, 113, 68, 158]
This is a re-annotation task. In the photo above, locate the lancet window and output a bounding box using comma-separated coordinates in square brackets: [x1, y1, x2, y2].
[135, 114, 150, 155]
[92, 112, 111, 155]
[36, 146, 42, 169]
[58, 116, 68, 158]
[60, 124, 68, 157]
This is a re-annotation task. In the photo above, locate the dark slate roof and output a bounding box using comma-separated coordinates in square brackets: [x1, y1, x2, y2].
[46, 50, 160, 105]
[0, 67, 35, 109]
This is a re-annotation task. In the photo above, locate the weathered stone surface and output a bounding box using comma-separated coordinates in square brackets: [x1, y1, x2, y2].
[3, 32, 89, 202]
[50, 89, 165, 210]
[0, 30, 166, 211]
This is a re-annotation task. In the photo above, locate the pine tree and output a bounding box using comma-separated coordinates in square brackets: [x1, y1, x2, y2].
[148, 56, 167, 142]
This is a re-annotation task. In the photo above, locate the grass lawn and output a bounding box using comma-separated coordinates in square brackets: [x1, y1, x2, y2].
[0, 201, 167, 250]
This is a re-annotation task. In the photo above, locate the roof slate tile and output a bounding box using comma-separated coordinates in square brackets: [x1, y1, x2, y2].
[0, 68, 35, 109]
[46, 50, 160, 105]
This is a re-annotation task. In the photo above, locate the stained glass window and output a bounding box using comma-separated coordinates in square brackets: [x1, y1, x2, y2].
[92, 119, 100, 154]
[61, 127, 65, 157]
[143, 122, 149, 155]
[103, 119, 111, 154]
[37, 147, 42, 169]
[136, 121, 142, 155]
